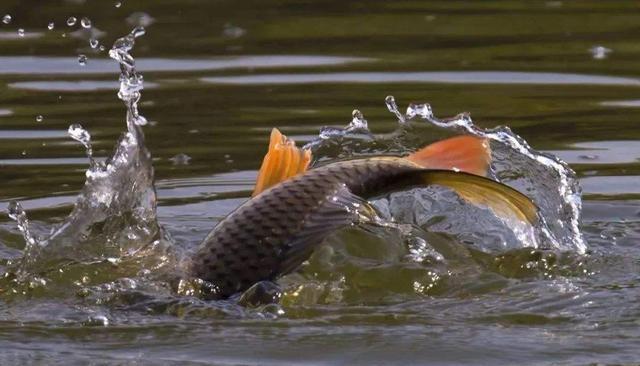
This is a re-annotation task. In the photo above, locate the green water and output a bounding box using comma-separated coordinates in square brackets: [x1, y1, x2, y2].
[1, 1, 640, 365]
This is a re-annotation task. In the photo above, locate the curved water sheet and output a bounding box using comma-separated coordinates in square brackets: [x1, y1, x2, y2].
[3, 28, 174, 300]
[303, 96, 586, 255]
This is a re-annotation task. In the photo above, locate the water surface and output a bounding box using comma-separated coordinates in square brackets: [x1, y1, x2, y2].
[1, 1, 640, 365]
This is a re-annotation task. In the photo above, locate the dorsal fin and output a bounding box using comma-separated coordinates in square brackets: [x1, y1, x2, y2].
[252, 128, 312, 196]
[406, 135, 491, 176]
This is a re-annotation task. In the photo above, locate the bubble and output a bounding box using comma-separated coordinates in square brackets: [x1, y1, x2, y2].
[35, 115, 43, 122]
[2, 14, 11, 24]
[47, 22, 55, 30]
[78, 54, 87, 66]
[67, 17, 77, 26]
[81, 17, 91, 28]
[17, 28, 24, 37]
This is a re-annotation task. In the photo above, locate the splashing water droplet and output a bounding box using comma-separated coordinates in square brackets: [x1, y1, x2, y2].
[80, 17, 92, 28]
[405, 102, 433, 120]
[89, 38, 99, 48]
[47, 22, 55, 30]
[169, 153, 191, 165]
[78, 54, 87, 66]
[7, 201, 38, 250]
[385, 95, 406, 124]
[590, 45, 612, 60]
[35, 115, 43, 122]
[223, 23, 246, 38]
[2, 14, 11, 24]
[349, 109, 368, 130]
[67, 123, 94, 165]
[99, 45, 105, 52]
[115, 2, 122, 8]
[109, 26, 147, 126]
[17, 28, 24, 37]
[67, 17, 77, 26]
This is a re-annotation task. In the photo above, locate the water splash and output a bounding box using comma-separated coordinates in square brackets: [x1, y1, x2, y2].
[7, 202, 37, 251]
[7, 27, 163, 274]
[304, 96, 586, 254]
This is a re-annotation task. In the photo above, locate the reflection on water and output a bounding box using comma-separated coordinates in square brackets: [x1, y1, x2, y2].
[547, 141, 640, 165]
[0, 55, 369, 75]
[581, 176, 640, 196]
[9, 80, 159, 91]
[600, 100, 640, 108]
[202, 71, 640, 86]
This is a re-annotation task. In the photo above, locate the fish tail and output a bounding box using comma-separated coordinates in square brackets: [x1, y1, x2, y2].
[406, 135, 491, 176]
[252, 128, 312, 196]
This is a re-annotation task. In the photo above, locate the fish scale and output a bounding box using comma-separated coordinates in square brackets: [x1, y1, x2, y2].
[189, 157, 421, 299]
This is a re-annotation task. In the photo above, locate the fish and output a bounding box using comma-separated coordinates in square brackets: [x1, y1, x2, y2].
[189, 129, 539, 299]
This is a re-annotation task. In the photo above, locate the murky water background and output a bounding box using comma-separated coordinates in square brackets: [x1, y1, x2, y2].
[1, 1, 640, 365]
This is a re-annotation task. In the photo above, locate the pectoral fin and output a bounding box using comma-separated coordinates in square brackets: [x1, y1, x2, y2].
[278, 185, 380, 275]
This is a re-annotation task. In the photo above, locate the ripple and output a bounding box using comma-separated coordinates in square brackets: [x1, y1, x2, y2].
[0, 130, 69, 139]
[0, 31, 43, 40]
[9, 80, 159, 92]
[600, 100, 640, 108]
[581, 176, 640, 195]
[546, 141, 640, 165]
[201, 71, 640, 86]
[0, 56, 369, 75]
[0, 157, 94, 166]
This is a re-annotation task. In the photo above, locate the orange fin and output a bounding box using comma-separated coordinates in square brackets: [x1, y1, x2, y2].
[252, 128, 312, 196]
[406, 135, 491, 176]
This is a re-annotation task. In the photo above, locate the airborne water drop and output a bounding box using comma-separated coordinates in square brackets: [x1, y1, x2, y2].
[67, 17, 77, 26]
[2, 14, 11, 24]
[81, 17, 92, 28]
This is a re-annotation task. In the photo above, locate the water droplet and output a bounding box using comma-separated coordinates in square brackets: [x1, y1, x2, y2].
[89, 38, 99, 48]
[223, 23, 246, 38]
[385, 95, 406, 124]
[67, 17, 77, 26]
[2, 14, 11, 24]
[17, 28, 24, 37]
[47, 22, 55, 30]
[21, 150, 27, 156]
[405, 103, 433, 120]
[68, 123, 94, 162]
[590, 45, 612, 60]
[35, 115, 43, 122]
[80, 17, 91, 28]
[349, 109, 368, 130]
[99, 45, 105, 51]
[78, 54, 87, 66]
[115, 1, 122, 8]
[169, 153, 191, 165]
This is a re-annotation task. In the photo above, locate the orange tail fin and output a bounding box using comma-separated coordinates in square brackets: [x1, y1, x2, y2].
[406, 135, 491, 176]
[252, 128, 312, 196]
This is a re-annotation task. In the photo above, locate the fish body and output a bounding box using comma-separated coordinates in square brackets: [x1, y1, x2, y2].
[190, 130, 537, 299]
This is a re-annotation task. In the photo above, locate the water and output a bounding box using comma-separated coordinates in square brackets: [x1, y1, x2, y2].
[1, 1, 640, 365]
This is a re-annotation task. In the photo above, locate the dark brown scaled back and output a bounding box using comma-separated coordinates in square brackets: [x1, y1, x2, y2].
[189, 157, 421, 299]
